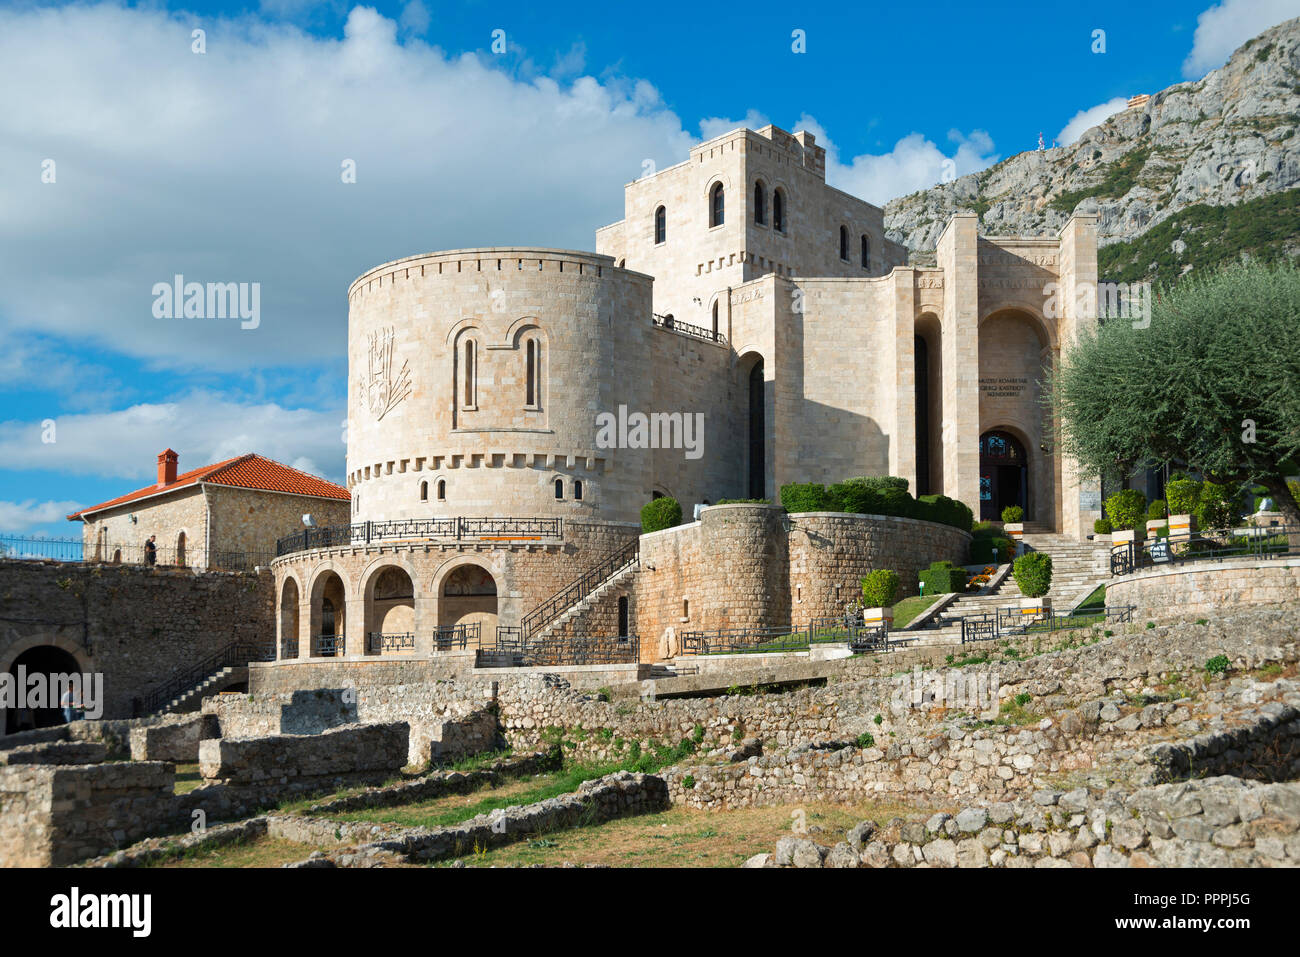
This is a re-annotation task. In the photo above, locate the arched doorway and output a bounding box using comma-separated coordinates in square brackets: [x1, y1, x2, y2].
[744, 355, 766, 499]
[915, 313, 943, 496]
[279, 578, 300, 659]
[367, 566, 415, 654]
[439, 564, 498, 646]
[310, 571, 348, 657]
[5, 645, 82, 733]
[979, 430, 1028, 522]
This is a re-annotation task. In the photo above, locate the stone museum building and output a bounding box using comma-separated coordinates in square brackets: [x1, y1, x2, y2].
[271, 123, 1102, 660]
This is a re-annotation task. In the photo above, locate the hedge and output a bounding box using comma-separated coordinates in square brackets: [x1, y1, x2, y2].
[780, 483, 831, 512]
[779, 476, 972, 533]
[919, 560, 967, 595]
[860, 569, 900, 607]
[1013, 552, 1053, 599]
[640, 497, 683, 533]
[1094, 517, 1114, 535]
[1103, 489, 1147, 531]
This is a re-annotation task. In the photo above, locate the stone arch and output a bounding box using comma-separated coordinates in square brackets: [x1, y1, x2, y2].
[433, 559, 499, 637]
[979, 303, 1058, 353]
[738, 350, 768, 500]
[703, 173, 733, 227]
[2, 640, 89, 733]
[362, 563, 416, 653]
[509, 319, 546, 410]
[308, 565, 351, 657]
[915, 311, 944, 496]
[279, 576, 301, 659]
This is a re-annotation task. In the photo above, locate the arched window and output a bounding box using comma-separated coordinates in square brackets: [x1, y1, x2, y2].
[710, 183, 724, 227]
[554, 478, 564, 500]
[463, 339, 477, 408]
[525, 338, 538, 407]
[839, 226, 849, 261]
[754, 182, 766, 225]
[420, 481, 428, 501]
[861, 234, 870, 269]
[654, 205, 666, 245]
[437, 479, 446, 501]
[712, 299, 719, 337]
[773, 189, 785, 232]
[574, 479, 583, 501]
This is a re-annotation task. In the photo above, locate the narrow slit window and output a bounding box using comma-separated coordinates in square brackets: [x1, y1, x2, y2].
[574, 479, 583, 500]
[463, 340, 476, 407]
[437, 479, 446, 501]
[526, 339, 537, 406]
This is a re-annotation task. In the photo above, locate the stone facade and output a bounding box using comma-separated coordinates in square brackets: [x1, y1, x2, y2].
[1108, 558, 1300, 620]
[0, 559, 275, 730]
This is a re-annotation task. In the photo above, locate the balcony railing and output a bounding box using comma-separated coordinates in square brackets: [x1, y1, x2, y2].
[275, 516, 563, 557]
[1108, 525, 1300, 577]
[652, 312, 727, 344]
[0, 534, 273, 572]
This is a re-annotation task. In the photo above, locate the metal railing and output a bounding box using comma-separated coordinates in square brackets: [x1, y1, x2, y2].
[275, 516, 563, 557]
[366, 632, 415, 653]
[960, 605, 1135, 644]
[0, 535, 272, 572]
[652, 312, 727, 344]
[433, 622, 481, 651]
[314, 634, 346, 657]
[476, 633, 640, 668]
[681, 618, 900, 656]
[137, 640, 276, 715]
[1109, 525, 1300, 576]
[521, 537, 639, 640]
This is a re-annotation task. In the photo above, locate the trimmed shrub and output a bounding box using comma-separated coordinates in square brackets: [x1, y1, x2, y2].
[860, 569, 900, 607]
[919, 560, 967, 595]
[1000, 505, 1024, 524]
[919, 494, 974, 533]
[1094, 517, 1114, 535]
[1103, 489, 1147, 531]
[1147, 498, 1168, 520]
[970, 535, 1014, 564]
[713, 498, 771, 505]
[1013, 552, 1053, 598]
[971, 521, 998, 538]
[827, 478, 880, 514]
[780, 482, 831, 513]
[1195, 480, 1237, 529]
[1165, 477, 1200, 515]
[640, 497, 682, 533]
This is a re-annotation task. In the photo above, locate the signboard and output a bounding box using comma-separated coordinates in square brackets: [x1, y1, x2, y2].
[1079, 490, 1101, 511]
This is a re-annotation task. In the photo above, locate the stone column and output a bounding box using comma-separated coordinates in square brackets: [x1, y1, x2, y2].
[888, 268, 918, 487]
[935, 215, 980, 512]
[1056, 214, 1101, 539]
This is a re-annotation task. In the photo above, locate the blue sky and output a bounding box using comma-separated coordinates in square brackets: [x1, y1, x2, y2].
[2, 0, 1297, 537]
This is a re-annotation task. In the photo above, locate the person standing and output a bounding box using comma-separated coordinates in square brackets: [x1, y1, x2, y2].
[60, 687, 77, 724]
[144, 535, 157, 566]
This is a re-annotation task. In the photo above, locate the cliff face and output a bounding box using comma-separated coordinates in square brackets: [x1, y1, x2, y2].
[884, 17, 1300, 279]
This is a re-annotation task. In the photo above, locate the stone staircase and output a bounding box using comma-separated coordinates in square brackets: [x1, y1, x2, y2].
[530, 562, 639, 642]
[157, 665, 249, 715]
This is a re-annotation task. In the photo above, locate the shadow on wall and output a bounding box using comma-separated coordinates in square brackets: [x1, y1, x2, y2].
[279, 689, 359, 735]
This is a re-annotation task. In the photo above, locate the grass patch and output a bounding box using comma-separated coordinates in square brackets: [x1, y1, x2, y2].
[173, 762, 204, 795]
[151, 836, 327, 869]
[890, 595, 937, 628]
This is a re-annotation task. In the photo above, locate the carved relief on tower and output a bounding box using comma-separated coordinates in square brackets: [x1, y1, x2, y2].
[363, 327, 412, 421]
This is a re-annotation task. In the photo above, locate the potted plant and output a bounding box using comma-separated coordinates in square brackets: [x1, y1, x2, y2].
[1001, 505, 1024, 543]
[1104, 489, 1146, 546]
[860, 569, 900, 628]
[1165, 476, 1200, 542]
[1093, 517, 1114, 542]
[1013, 552, 1053, 618]
[1145, 499, 1168, 539]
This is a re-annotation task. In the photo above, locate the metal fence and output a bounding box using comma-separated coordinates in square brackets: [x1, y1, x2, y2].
[960, 605, 1135, 644]
[681, 618, 901, 656]
[1109, 525, 1300, 577]
[521, 537, 638, 640]
[366, 632, 415, 654]
[0, 534, 273, 572]
[476, 632, 640, 668]
[652, 312, 727, 345]
[138, 640, 275, 715]
[275, 516, 563, 557]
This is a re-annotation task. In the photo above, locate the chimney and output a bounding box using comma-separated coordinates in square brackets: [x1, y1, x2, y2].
[157, 449, 178, 487]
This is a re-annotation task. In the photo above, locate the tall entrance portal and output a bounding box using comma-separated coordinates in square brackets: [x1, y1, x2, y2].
[979, 430, 1027, 522]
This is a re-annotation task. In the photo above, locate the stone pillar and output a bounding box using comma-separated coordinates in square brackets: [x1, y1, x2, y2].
[1056, 214, 1101, 539]
[297, 599, 311, 660]
[935, 215, 980, 513]
[888, 268, 918, 487]
[345, 595, 366, 658]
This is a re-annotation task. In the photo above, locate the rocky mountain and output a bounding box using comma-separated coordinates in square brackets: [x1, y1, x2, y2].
[884, 16, 1300, 282]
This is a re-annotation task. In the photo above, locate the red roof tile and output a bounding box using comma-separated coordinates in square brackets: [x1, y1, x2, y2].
[67, 454, 349, 521]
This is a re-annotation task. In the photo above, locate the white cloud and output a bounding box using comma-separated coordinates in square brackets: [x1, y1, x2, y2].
[698, 110, 770, 141]
[0, 500, 84, 532]
[793, 114, 1000, 204]
[398, 0, 430, 36]
[0, 3, 695, 372]
[1182, 0, 1300, 77]
[0, 392, 346, 485]
[1057, 97, 1130, 146]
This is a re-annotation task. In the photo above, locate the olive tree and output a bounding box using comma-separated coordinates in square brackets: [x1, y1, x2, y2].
[1049, 261, 1300, 526]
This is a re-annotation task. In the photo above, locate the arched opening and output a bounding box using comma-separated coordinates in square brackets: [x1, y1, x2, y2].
[367, 566, 415, 654]
[839, 225, 849, 261]
[525, 338, 538, 407]
[915, 334, 931, 496]
[574, 479, 583, 501]
[710, 183, 724, 227]
[420, 481, 428, 502]
[654, 205, 666, 244]
[176, 531, 186, 567]
[745, 355, 766, 499]
[979, 430, 1028, 522]
[861, 234, 870, 269]
[712, 299, 719, 337]
[439, 564, 498, 642]
[310, 571, 347, 657]
[112, 549, 122, 564]
[5, 645, 82, 733]
[437, 479, 446, 501]
[555, 478, 564, 499]
[773, 189, 785, 232]
[463, 339, 477, 407]
[279, 578, 300, 659]
[617, 595, 630, 638]
[754, 182, 767, 225]
[915, 313, 943, 497]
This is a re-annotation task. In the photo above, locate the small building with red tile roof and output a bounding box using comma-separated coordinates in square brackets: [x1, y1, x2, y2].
[66, 449, 350, 571]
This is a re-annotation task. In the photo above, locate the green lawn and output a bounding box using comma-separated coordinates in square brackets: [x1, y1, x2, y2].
[890, 595, 937, 628]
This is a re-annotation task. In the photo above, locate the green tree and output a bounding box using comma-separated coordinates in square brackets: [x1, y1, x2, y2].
[1050, 262, 1300, 526]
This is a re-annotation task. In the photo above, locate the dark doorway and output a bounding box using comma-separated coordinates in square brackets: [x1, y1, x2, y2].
[747, 359, 765, 499]
[617, 596, 629, 637]
[5, 645, 82, 733]
[914, 335, 930, 496]
[979, 430, 1028, 522]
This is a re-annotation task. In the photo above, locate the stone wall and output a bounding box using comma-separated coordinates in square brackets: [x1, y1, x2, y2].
[198, 721, 409, 786]
[0, 559, 275, 726]
[1108, 558, 1300, 620]
[129, 713, 204, 762]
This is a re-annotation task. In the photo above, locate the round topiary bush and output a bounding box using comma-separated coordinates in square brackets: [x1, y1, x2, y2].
[640, 497, 683, 533]
[1103, 489, 1147, 531]
[1165, 477, 1200, 515]
[1000, 505, 1024, 524]
[1094, 517, 1114, 535]
[1147, 498, 1167, 520]
[1012, 552, 1053, 598]
[860, 569, 900, 608]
